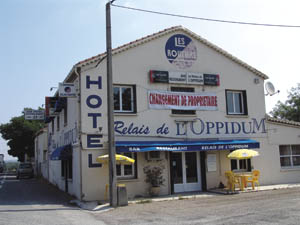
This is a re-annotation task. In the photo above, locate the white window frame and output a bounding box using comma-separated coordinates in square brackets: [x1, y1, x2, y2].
[226, 90, 245, 115]
[279, 145, 300, 168]
[114, 85, 134, 113]
[232, 159, 249, 172]
[116, 153, 136, 179]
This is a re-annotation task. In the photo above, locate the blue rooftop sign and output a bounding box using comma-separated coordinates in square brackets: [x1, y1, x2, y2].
[165, 34, 197, 69]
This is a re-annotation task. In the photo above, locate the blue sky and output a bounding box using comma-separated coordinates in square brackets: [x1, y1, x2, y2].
[1, 0, 300, 160]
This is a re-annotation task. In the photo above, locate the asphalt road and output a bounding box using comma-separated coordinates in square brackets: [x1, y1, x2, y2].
[0, 172, 104, 225]
[1, 172, 300, 225]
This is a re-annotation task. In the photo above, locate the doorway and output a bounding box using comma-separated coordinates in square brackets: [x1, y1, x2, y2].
[171, 152, 201, 193]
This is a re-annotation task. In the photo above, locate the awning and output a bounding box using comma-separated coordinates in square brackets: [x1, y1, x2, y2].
[50, 144, 73, 160]
[116, 139, 259, 153]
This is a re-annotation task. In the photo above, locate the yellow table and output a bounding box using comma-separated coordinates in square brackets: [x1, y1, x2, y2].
[234, 174, 252, 191]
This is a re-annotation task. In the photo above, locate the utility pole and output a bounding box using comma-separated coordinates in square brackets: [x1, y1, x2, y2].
[106, 0, 117, 207]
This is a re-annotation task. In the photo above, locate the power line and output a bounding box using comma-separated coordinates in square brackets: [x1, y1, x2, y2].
[111, 3, 300, 28]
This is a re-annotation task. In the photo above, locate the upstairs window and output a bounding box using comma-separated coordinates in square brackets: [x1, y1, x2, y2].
[279, 145, 300, 168]
[51, 120, 54, 134]
[171, 87, 195, 115]
[114, 85, 136, 113]
[56, 116, 60, 131]
[64, 99, 68, 126]
[226, 90, 248, 115]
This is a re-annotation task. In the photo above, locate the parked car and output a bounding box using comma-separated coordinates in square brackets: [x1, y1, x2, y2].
[17, 163, 34, 179]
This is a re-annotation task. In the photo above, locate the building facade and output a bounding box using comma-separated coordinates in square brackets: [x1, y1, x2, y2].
[36, 26, 300, 201]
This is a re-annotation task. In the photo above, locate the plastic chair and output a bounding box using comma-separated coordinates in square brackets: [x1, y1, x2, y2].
[225, 171, 241, 191]
[247, 170, 260, 190]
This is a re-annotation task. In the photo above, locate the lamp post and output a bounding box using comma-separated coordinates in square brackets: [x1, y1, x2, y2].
[106, 0, 117, 207]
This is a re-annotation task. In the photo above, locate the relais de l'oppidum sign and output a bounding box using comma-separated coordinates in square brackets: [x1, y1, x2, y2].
[165, 34, 197, 69]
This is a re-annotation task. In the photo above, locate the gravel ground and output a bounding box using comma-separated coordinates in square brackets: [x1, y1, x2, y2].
[92, 187, 300, 225]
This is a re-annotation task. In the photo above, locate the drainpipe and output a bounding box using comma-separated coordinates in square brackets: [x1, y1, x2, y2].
[47, 129, 50, 181]
[74, 66, 83, 201]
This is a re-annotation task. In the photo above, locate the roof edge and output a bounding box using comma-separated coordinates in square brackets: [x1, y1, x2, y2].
[75, 25, 268, 79]
[266, 115, 300, 128]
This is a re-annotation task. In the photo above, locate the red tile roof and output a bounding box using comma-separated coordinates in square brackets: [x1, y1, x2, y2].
[266, 115, 300, 127]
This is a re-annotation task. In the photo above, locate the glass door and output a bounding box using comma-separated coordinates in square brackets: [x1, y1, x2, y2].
[172, 152, 201, 193]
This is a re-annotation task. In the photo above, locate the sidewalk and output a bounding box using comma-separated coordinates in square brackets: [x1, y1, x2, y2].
[74, 183, 300, 211]
[208, 182, 300, 195]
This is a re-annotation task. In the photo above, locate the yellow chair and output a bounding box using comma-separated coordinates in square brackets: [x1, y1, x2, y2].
[247, 170, 260, 190]
[225, 171, 241, 191]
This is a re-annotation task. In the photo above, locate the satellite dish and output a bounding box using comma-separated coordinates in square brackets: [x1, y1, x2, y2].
[265, 81, 279, 96]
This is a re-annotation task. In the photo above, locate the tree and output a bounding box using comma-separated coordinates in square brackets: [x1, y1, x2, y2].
[270, 83, 300, 122]
[0, 110, 44, 162]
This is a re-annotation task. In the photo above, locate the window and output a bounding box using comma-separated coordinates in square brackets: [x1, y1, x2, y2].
[64, 99, 68, 126]
[61, 159, 73, 179]
[57, 116, 60, 131]
[279, 145, 300, 168]
[226, 90, 248, 115]
[116, 153, 137, 179]
[51, 120, 54, 134]
[114, 85, 136, 113]
[171, 87, 195, 115]
[231, 159, 251, 172]
[43, 150, 47, 161]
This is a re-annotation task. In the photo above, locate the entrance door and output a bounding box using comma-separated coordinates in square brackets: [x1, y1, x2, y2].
[171, 152, 201, 193]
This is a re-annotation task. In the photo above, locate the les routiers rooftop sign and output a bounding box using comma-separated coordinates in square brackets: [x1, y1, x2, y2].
[149, 70, 220, 86]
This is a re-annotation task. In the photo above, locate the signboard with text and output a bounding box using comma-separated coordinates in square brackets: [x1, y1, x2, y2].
[24, 110, 45, 120]
[59, 83, 77, 97]
[148, 90, 217, 110]
[204, 74, 220, 86]
[149, 70, 219, 86]
[165, 34, 197, 69]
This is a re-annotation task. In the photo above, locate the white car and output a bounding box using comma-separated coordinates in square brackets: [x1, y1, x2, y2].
[17, 163, 34, 179]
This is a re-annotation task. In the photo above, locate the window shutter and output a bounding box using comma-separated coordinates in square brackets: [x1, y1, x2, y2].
[242, 90, 248, 115]
[133, 85, 137, 113]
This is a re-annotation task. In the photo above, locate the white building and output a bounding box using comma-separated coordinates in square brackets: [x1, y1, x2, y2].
[36, 26, 300, 201]
[34, 128, 48, 178]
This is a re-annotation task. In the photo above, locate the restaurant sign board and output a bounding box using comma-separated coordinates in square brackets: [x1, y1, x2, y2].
[149, 70, 219, 86]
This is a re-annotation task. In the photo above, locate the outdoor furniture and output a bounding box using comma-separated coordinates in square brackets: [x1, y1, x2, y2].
[234, 173, 252, 191]
[227, 149, 259, 160]
[225, 171, 241, 191]
[246, 170, 260, 190]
